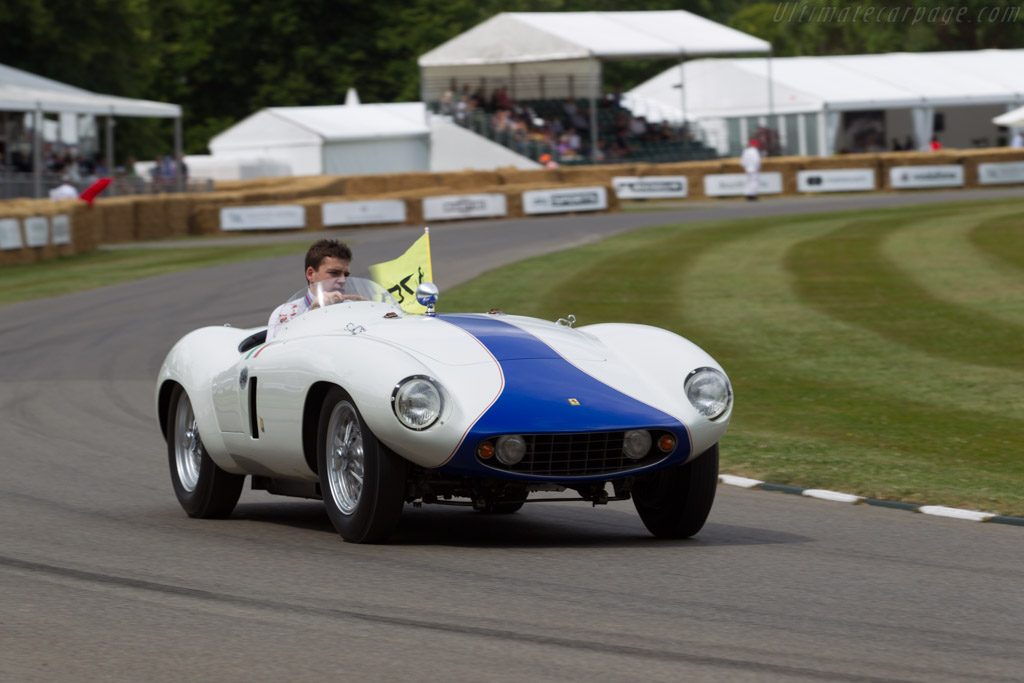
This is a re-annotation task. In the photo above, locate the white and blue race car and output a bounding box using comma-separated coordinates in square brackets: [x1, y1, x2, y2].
[157, 278, 733, 543]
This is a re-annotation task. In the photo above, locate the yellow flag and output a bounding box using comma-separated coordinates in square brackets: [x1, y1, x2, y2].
[369, 229, 433, 314]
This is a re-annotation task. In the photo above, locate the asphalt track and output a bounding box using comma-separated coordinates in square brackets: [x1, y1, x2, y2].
[2, 188, 1023, 681]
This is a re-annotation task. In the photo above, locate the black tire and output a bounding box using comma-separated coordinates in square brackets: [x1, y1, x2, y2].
[317, 387, 406, 543]
[632, 443, 719, 539]
[167, 386, 245, 519]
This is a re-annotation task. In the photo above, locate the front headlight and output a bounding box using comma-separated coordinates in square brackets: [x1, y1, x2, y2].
[391, 376, 443, 430]
[685, 367, 732, 420]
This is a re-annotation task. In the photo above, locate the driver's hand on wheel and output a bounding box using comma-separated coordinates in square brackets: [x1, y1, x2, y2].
[310, 292, 366, 309]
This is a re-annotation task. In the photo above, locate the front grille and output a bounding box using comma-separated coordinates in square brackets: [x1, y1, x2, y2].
[477, 430, 672, 476]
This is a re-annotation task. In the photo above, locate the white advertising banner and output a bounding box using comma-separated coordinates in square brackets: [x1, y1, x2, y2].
[889, 165, 964, 189]
[0, 218, 22, 250]
[797, 169, 876, 193]
[52, 214, 71, 245]
[422, 194, 507, 221]
[613, 176, 688, 200]
[24, 216, 49, 247]
[220, 205, 305, 231]
[322, 199, 407, 226]
[703, 172, 783, 197]
[977, 161, 1024, 185]
[522, 186, 608, 214]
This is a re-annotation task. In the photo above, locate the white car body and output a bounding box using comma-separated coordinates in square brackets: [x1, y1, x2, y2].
[157, 278, 733, 542]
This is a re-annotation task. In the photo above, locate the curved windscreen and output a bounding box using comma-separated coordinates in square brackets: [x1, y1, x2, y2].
[280, 277, 400, 309]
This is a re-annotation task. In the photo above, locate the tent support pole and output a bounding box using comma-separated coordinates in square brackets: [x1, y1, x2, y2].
[106, 113, 116, 196]
[590, 58, 599, 164]
[766, 48, 774, 156]
[174, 115, 184, 192]
[817, 110, 828, 157]
[33, 104, 43, 199]
[3, 112, 12, 166]
[678, 56, 687, 127]
[418, 65, 426, 110]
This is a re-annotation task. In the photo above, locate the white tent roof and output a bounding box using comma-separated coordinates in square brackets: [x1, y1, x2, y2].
[266, 103, 427, 142]
[419, 11, 770, 67]
[994, 104, 1024, 127]
[0, 62, 181, 117]
[624, 49, 1024, 122]
[210, 101, 429, 151]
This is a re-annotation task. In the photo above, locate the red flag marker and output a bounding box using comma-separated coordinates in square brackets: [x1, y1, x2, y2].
[79, 177, 113, 206]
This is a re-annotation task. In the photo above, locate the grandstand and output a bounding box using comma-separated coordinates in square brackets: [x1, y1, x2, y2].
[419, 10, 771, 166]
[434, 96, 718, 166]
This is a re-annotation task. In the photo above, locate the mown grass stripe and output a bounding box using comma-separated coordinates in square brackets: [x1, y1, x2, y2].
[970, 211, 1024, 273]
[785, 208, 1024, 371]
[882, 207, 1024, 327]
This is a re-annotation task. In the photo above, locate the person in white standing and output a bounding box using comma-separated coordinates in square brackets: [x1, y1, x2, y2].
[741, 139, 762, 201]
[49, 175, 78, 201]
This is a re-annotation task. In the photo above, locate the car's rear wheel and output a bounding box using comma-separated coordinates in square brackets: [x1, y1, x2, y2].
[317, 387, 406, 543]
[632, 443, 719, 539]
[167, 386, 245, 518]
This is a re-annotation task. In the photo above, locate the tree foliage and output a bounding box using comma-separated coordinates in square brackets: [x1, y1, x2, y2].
[1, 0, 1022, 159]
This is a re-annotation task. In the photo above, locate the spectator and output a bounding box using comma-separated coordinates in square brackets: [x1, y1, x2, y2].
[440, 91, 455, 118]
[562, 97, 578, 118]
[929, 135, 942, 151]
[571, 107, 590, 132]
[49, 175, 78, 201]
[565, 127, 581, 153]
[1010, 129, 1023, 148]
[629, 115, 647, 139]
[741, 139, 761, 202]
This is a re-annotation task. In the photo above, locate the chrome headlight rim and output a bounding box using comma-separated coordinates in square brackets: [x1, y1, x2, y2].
[684, 366, 732, 421]
[390, 375, 443, 431]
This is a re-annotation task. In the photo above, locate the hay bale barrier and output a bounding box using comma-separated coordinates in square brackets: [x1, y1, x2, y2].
[5, 150, 1024, 266]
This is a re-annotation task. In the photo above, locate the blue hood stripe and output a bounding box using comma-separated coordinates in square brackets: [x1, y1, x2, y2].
[438, 314, 690, 471]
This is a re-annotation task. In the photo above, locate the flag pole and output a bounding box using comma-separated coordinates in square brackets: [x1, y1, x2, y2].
[424, 226, 432, 281]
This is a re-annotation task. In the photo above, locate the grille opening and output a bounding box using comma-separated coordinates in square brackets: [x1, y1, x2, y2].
[476, 430, 673, 476]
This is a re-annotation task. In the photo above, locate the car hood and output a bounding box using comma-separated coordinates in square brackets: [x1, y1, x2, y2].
[362, 313, 606, 366]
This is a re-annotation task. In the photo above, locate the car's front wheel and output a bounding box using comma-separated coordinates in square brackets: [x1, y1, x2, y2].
[632, 443, 719, 539]
[317, 387, 406, 543]
[167, 386, 245, 518]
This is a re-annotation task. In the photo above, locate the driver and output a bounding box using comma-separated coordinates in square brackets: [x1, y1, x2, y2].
[267, 239, 361, 340]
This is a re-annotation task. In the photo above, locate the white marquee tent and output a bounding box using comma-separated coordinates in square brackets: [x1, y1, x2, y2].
[994, 103, 1024, 127]
[1, 62, 183, 196]
[419, 11, 771, 153]
[623, 49, 1024, 156]
[209, 102, 431, 177]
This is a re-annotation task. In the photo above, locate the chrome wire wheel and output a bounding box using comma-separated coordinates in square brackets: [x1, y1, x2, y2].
[174, 394, 203, 493]
[325, 400, 365, 515]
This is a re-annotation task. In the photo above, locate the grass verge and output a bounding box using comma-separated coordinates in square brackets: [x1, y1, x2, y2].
[0, 243, 309, 306]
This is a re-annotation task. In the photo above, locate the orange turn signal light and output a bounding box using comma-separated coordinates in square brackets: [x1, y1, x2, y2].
[658, 435, 676, 452]
[477, 442, 495, 459]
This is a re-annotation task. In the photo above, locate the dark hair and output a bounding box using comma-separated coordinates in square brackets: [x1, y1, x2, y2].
[305, 239, 352, 273]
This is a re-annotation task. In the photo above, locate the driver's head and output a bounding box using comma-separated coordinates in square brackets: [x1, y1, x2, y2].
[305, 240, 352, 288]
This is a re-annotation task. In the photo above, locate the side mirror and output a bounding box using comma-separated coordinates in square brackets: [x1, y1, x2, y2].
[416, 282, 439, 317]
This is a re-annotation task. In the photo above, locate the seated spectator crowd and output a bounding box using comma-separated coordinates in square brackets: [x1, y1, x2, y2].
[436, 84, 713, 165]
